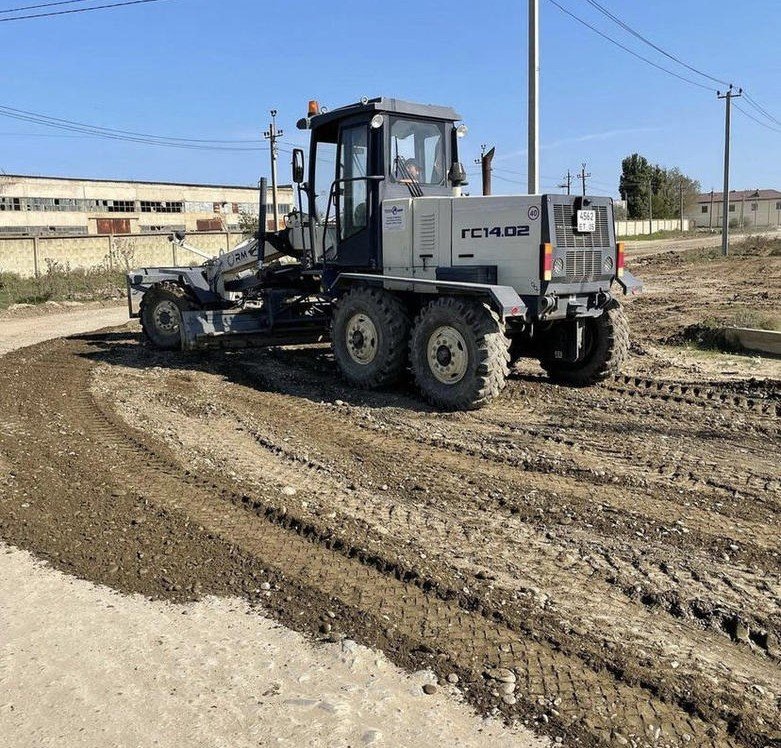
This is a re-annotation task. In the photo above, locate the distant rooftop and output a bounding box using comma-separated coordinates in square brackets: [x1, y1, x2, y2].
[696, 188, 781, 202]
[0, 173, 292, 191]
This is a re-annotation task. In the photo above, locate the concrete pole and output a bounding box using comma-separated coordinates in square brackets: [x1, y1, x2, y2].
[718, 86, 742, 256]
[264, 110, 283, 232]
[32, 235, 40, 278]
[527, 0, 539, 195]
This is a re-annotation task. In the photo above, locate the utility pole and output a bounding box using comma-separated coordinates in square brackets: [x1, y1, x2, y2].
[558, 169, 572, 195]
[709, 188, 714, 229]
[528, 0, 539, 195]
[717, 86, 742, 256]
[475, 144, 495, 196]
[263, 109, 283, 232]
[577, 162, 590, 197]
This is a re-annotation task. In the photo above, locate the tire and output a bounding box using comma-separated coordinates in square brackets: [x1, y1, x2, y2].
[409, 297, 510, 411]
[541, 300, 629, 385]
[140, 281, 197, 350]
[331, 286, 410, 389]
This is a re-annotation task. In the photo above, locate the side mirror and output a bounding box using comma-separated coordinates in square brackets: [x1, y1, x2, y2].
[292, 148, 305, 184]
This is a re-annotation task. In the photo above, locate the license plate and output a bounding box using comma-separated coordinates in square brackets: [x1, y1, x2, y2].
[577, 209, 596, 233]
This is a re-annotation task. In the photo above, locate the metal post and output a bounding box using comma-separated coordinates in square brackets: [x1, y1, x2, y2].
[648, 177, 653, 235]
[578, 163, 590, 197]
[718, 86, 742, 256]
[476, 145, 495, 196]
[679, 180, 684, 231]
[527, 0, 539, 195]
[264, 110, 283, 232]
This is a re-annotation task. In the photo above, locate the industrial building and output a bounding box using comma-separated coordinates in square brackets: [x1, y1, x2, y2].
[687, 188, 781, 228]
[0, 174, 294, 237]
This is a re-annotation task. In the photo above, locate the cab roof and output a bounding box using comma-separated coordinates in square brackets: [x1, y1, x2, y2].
[299, 97, 462, 130]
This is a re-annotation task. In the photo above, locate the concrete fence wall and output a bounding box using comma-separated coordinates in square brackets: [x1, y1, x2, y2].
[616, 219, 691, 237]
[0, 231, 246, 278]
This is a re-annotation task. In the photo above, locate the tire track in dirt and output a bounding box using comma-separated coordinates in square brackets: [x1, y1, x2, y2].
[91, 341, 781, 746]
[0, 335, 753, 748]
[218, 349, 779, 563]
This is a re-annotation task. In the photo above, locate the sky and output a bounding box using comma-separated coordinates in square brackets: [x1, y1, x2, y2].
[0, 0, 778, 197]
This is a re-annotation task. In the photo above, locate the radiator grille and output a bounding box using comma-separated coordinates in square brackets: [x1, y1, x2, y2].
[565, 249, 601, 280]
[553, 204, 611, 249]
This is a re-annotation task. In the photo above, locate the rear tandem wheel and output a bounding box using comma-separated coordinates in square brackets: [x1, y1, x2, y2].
[409, 297, 510, 411]
[331, 286, 411, 389]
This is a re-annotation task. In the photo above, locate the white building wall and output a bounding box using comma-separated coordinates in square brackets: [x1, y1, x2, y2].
[686, 197, 781, 228]
[0, 175, 294, 236]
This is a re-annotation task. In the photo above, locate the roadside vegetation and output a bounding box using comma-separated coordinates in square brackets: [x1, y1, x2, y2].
[0, 259, 126, 311]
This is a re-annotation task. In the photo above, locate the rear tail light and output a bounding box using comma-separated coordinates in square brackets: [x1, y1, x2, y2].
[617, 242, 625, 277]
[541, 243, 553, 281]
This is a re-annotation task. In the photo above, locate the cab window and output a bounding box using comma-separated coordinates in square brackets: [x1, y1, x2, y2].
[389, 118, 446, 186]
[337, 125, 369, 240]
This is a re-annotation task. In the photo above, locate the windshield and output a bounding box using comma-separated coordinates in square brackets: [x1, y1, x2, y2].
[389, 117, 446, 186]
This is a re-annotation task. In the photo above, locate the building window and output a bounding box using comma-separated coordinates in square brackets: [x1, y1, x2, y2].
[141, 224, 186, 234]
[701, 205, 708, 213]
[0, 197, 21, 211]
[107, 200, 136, 213]
[140, 201, 183, 213]
[184, 201, 214, 213]
[777, 202, 781, 210]
[729, 204, 735, 212]
[751, 203, 758, 211]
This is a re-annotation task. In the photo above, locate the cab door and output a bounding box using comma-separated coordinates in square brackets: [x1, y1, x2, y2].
[333, 122, 380, 269]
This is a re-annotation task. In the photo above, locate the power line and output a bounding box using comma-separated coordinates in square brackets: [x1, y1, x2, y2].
[580, 0, 781, 133]
[734, 102, 781, 134]
[545, 0, 713, 91]
[0, 0, 93, 14]
[741, 92, 781, 128]
[583, 0, 729, 86]
[0, 108, 267, 151]
[0, 103, 268, 150]
[0, 0, 170, 22]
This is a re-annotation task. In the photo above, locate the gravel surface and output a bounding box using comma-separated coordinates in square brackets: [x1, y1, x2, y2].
[0, 239, 779, 747]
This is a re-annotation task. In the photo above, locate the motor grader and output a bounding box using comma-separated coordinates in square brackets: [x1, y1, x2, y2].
[127, 96, 641, 410]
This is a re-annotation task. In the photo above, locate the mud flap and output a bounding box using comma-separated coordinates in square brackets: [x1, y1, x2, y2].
[616, 270, 643, 296]
[550, 318, 585, 363]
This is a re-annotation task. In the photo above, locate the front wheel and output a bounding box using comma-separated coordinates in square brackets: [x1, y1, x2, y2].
[140, 281, 197, 350]
[540, 300, 629, 385]
[409, 297, 510, 411]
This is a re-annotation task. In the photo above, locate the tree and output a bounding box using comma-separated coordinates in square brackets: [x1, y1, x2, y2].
[238, 210, 259, 238]
[619, 154, 700, 220]
[620, 154, 653, 220]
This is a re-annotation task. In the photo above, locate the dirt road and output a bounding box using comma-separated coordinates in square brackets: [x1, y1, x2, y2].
[0, 240, 779, 747]
[0, 303, 128, 356]
[0, 307, 541, 748]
